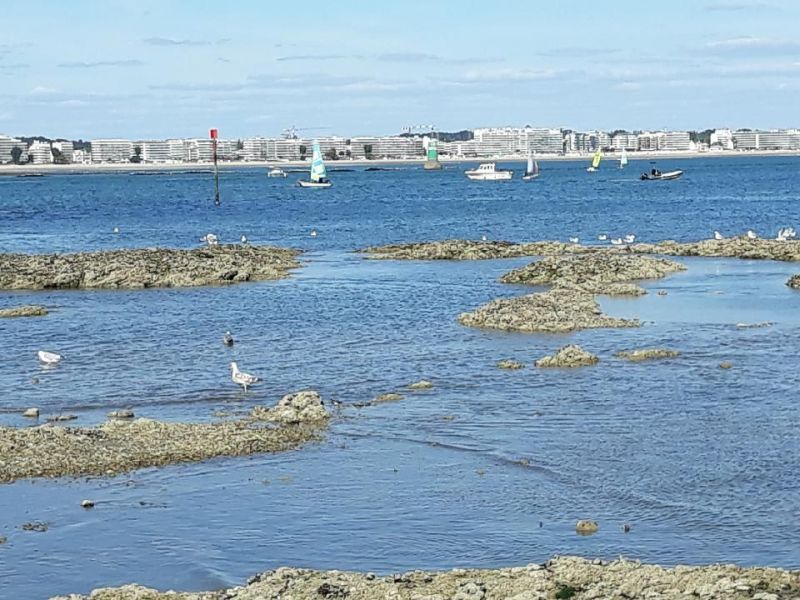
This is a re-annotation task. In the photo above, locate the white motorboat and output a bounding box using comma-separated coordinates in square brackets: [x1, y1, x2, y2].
[640, 169, 683, 181]
[267, 167, 287, 178]
[298, 141, 332, 188]
[465, 163, 513, 181]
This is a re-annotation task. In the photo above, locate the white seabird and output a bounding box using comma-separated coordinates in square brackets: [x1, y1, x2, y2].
[112, 226, 120, 234]
[223, 331, 234, 347]
[568, 237, 579, 244]
[37, 350, 62, 365]
[230, 362, 260, 391]
[624, 234, 636, 244]
[201, 233, 219, 246]
[240, 234, 248, 244]
[746, 230, 758, 240]
[310, 229, 318, 238]
[481, 235, 487, 242]
[610, 238, 624, 246]
[597, 234, 608, 241]
[776, 227, 796, 241]
[714, 231, 724, 240]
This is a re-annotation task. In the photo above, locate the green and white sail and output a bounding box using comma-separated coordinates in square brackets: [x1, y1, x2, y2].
[310, 141, 327, 182]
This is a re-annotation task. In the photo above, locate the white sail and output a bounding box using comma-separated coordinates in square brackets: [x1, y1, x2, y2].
[310, 141, 327, 182]
[620, 148, 628, 168]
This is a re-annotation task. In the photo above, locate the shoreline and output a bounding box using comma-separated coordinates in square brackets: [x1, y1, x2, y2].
[2, 149, 800, 174]
[51, 556, 800, 599]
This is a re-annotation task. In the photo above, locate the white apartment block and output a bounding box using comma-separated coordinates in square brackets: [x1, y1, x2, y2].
[51, 140, 74, 162]
[137, 140, 171, 162]
[28, 140, 53, 164]
[0, 135, 28, 163]
[91, 139, 133, 163]
[710, 129, 734, 150]
[660, 131, 691, 151]
[611, 133, 638, 151]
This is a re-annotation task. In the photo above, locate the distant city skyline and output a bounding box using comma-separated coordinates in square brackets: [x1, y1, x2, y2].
[2, 0, 800, 139]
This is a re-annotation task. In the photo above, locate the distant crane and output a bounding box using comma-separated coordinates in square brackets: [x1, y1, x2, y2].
[282, 125, 332, 140]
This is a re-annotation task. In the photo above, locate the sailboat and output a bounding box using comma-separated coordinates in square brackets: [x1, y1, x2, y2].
[297, 141, 332, 188]
[619, 148, 628, 169]
[522, 152, 539, 181]
[586, 148, 602, 172]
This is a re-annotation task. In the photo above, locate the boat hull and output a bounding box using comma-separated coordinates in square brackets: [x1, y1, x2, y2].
[522, 173, 539, 181]
[465, 172, 513, 181]
[297, 180, 332, 188]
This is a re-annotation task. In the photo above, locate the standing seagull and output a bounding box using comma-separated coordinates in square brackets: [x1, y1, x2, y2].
[310, 229, 318, 238]
[746, 230, 758, 240]
[201, 233, 219, 246]
[223, 331, 234, 347]
[714, 231, 724, 240]
[230, 362, 260, 392]
[240, 234, 248, 244]
[37, 350, 62, 365]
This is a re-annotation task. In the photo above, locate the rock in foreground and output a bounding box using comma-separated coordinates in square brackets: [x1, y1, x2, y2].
[616, 348, 681, 362]
[51, 556, 800, 600]
[0, 245, 301, 290]
[0, 391, 328, 483]
[0, 305, 48, 318]
[788, 275, 800, 289]
[536, 345, 599, 368]
[501, 253, 686, 296]
[459, 288, 639, 333]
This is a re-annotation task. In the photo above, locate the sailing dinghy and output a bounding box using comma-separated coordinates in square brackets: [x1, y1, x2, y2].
[297, 141, 332, 188]
[586, 148, 602, 172]
[522, 152, 539, 181]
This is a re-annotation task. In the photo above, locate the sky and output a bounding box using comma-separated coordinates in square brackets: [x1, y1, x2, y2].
[1, 0, 800, 139]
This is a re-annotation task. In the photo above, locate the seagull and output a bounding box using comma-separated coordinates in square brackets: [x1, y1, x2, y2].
[240, 234, 248, 244]
[624, 234, 636, 244]
[776, 227, 796, 241]
[37, 350, 62, 365]
[481, 235, 487, 242]
[610, 238, 624, 245]
[714, 231, 724, 240]
[223, 331, 234, 347]
[201, 233, 219, 246]
[597, 234, 608, 241]
[230, 362, 260, 392]
[112, 226, 120, 234]
[746, 230, 758, 240]
[568, 237, 579, 244]
[310, 229, 318, 238]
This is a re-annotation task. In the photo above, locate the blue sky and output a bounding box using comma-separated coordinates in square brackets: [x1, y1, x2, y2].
[2, 0, 799, 139]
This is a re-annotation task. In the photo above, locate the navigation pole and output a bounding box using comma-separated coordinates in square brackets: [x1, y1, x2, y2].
[210, 128, 220, 206]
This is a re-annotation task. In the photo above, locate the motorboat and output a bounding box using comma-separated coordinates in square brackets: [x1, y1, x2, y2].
[640, 169, 683, 181]
[267, 167, 287, 178]
[297, 141, 332, 188]
[465, 163, 513, 181]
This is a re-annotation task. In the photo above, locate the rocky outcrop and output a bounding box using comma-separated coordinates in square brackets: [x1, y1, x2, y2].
[360, 239, 593, 260]
[788, 275, 800, 289]
[629, 237, 800, 262]
[0, 245, 301, 290]
[536, 345, 599, 368]
[0, 391, 328, 483]
[459, 288, 639, 333]
[615, 348, 681, 362]
[407, 379, 433, 390]
[51, 556, 800, 600]
[373, 392, 404, 404]
[0, 305, 48, 318]
[501, 253, 685, 296]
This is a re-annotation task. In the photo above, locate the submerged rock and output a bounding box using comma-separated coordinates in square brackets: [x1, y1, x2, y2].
[22, 408, 39, 418]
[373, 392, 404, 404]
[497, 359, 525, 370]
[500, 253, 685, 296]
[108, 409, 135, 419]
[0, 391, 329, 483]
[459, 288, 639, 334]
[536, 345, 599, 368]
[0, 245, 301, 290]
[0, 305, 48, 318]
[615, 348, 680, 362]
[80, 499, 95, 509]
[789, 275, 800, 289]
[359, 239, 589, 261]
[407, 379, 433, 390]
[719, 361, 733, 370]
[46, 414, 78, 422]
[52, 556, 800, 600]
[575, 520, 599, 535]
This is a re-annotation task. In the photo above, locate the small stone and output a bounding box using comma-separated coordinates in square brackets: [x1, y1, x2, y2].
[657, 290, 668, 296]
[622, 523, 631, 533]
[615, 348, 680, 362]
[22, 408, 39, 418]
[21, 521, 48, 532]
[719, 361, 733, 369]
[407, 379, 433, 390]
[753, 593, 778, 600]
[108, 409, 135, 419]
[575, 520, 599, 535]
[80, 499, 95, 509]
[46, 414, 77, 422]
[0, 535, 6, 544]
[497, 359, 525, 370]
[0, 305, 48, 318]
[536, 344, 599, 368]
